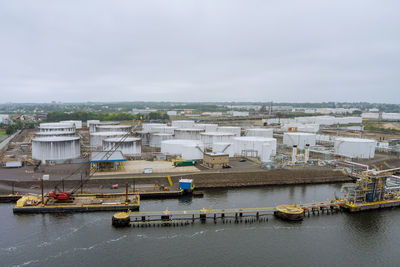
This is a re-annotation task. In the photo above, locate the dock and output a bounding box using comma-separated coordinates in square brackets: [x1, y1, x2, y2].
[112, 200, 346, 227]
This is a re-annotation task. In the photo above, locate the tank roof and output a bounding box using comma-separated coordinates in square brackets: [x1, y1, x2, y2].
[335, 137, 376, 143]
[96, 125, 131, 128]
[175, 128, 204, 131]
[284, 132, 316, 136]
[32, 136, 80, 142]
[200, 132, 235, 136]
[233, 136, 275, 141]
[90, 131, 127, 136]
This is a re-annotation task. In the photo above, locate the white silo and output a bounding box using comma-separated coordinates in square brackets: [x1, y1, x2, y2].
[334, 137, 376, 159]
[89, 122, 120, 133]
[246, 128, 273, 138]
[174, 128, 205, 140]
[217, 126, 241, 137]
[261, 143, 272, 162]
[233, 136, 277, 157]
[150, 126, 177, 134]
[87, 120, 100, 129]
[200, 132, 235, 148]
[283, 132, 316, 149]
[172, 120, 195, 128]
[32, 136, 81, 161]
[212, 142, 234, 157]
[194, 124, 219, 132]
[103, 137, 141, 156]
[95, 125, 132, 133]
[141, 123, 167, 132]
[149, 133, 174, 148]
[161, 139, 204, 160]
[136, 131, 150, 146]
[35, 131, 75, 137]
[60, 120, 82, 129]
[90, 131, 127, 148]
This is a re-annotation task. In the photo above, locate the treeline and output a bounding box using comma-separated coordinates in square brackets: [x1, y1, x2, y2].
[46, 111, 169, 122]
[4, 120, 35, 135]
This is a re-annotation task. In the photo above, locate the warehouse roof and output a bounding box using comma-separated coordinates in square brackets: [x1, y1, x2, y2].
[90, 151, 126, 163]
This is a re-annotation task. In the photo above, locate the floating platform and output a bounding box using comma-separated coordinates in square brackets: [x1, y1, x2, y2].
[13, 195, 140, 214]
[274, 205, 304, 221]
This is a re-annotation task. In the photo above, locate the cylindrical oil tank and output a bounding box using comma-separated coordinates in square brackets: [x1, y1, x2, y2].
[150, 126, 177, 134]
[103, 137, 141, 156]
[334, 137, 376, 159]
[89, 122, 120, 133]
[261, 143, 272, 162]
[174, 128, 205, 140]
[39, 123, 76, 133]
[233, 137, 277, 157]
[246, 128, 273, 138]
[194, 124, 218, 132]
[217, 126, 241, 137]
[149, 133, 174, 148]
[87, 120, 100, 129]
[136, 131, 150, 146]
[161, 139, 204, 160]
[283, 132, 316, 149]
[200, 132, 235, 148]
[171, 120, 195, 129]
[90, 131, 127, 148]
[141, 123, 167, 132]
[95, 125, 132, 133]
[212, 142, 234, 157]
[32, 136, 80, 161]
[60, 120, 82, 129]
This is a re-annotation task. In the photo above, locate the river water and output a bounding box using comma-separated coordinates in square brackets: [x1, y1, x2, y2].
[1, 183, 400, 266]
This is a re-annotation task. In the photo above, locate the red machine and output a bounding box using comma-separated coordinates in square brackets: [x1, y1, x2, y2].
[48, 191, 71, 200]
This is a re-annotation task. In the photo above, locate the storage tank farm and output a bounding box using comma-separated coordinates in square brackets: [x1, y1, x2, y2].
[103, 137, 141, 156]
[246, 128, 273, 138]
[161, 139, 204, 160]
[232, 136, 277, 158]
[334, 137, 376, 159]
[138, 123, 167, 146]
[212, 142, 234, 157]
[283, 132, 316, 149]
[200, 132, 235, 148]
[32, 136, 81, 161]
[90, 131, 127, 148]
[174, 128, 205, 140]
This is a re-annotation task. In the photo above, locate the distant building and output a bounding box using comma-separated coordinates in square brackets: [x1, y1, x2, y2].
[0, 114, 11, 125]
[202, 152, 229, 169]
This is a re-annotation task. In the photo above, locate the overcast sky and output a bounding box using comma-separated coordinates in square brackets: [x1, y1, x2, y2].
[0, 0, 399, 103]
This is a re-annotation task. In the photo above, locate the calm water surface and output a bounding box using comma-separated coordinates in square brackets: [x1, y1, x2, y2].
[1, 184, 400, 266]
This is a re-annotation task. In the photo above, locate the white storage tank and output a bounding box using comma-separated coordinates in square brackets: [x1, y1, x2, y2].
[103, 137, 141, 156]
[246, 128, 273, 138]
[87, 120, 100, 129]
[161, 139, 204, 160]
[141, 123, 167, 132]
[283, 132, 316, 149]
[95, 125, 132, 133]
[149, 133, 174, 148]
[90, 131, 127, 148]
[217, 126, 241, 137]
[200, 132, 235, 148]
[261, 143, 272, 162]
[334, 137, 376, 159]
[174, 128, 205, 140]
[136, 131, 150, 146]
[35, 131, 75, 137]
[39, 123, 76, 133]
[32, 136, 80, 161]
[89, 122, 120, 133]
[233, 137, 277, 157]
[194, 124, 218, 132]
[150, 126, 177, 134]
[171, 120, 195, 129]
[60, 120, 82, 129]
[212, 142, 234, 157]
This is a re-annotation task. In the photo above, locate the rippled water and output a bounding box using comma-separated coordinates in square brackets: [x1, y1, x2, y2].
[2, 184, 400, 266]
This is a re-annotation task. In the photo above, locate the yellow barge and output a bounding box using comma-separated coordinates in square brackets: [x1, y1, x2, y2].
[13, 194, 140, 214]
